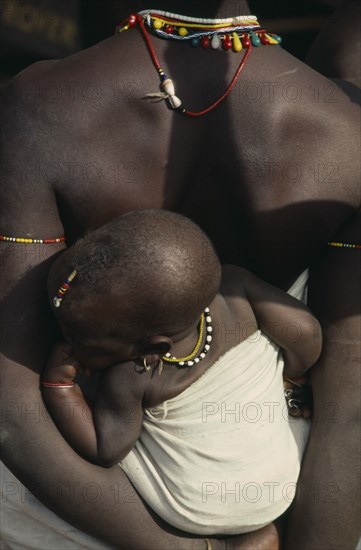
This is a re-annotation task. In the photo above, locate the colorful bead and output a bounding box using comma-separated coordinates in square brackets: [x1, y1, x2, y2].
[232, 32, 243, 52]
[191, 37, 199, 47]
[165, 25, 174, 34]
[223, 35, 232, 50]
[178, 27, 188, 36]
[202, 36, 210, 48]
[265, 33, 278, 45]
[128, 14, 137, 28]
[153, 18, 163, 29]
[241, 33, 251, 48]
[250, 31, 261, 47]
[260, 33, 269, 45]
[211, 34, 220, 49]
[270, 34, 282, 44]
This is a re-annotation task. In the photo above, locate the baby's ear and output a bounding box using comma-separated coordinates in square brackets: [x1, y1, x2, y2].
[139, 335, 172, 357]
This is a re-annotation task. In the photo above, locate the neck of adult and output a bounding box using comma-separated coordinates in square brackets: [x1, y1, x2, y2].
[125, 1, 252, 18]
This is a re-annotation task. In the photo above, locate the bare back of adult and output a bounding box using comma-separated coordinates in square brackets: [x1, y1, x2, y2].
[1, 1, 360, 549]
[5, 8, 359, 284]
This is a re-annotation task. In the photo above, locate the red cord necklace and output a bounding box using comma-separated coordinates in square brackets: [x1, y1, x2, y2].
[115, 11, 282, 117]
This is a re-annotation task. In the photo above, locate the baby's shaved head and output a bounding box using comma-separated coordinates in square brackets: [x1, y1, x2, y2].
[49, 210, 221, 340]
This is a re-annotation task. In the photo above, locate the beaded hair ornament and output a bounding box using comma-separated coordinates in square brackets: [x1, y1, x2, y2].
[53, 270, 77, 308]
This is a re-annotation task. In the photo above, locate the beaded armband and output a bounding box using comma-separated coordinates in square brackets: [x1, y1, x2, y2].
[328, 242, 361, 249]
[0, 235, 66, 244]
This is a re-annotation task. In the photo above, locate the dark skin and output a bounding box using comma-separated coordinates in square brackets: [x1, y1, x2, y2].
[42, 266, 321, 467]
[286, 212, 361, 550]
[306, 0, 361, 90]
[1, 1, 360, 548]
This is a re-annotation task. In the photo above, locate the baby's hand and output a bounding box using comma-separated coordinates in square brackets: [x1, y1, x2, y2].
[43, 342, 82, 384]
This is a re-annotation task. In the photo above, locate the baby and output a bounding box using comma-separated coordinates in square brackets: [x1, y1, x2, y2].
[42, 209, 321, 536]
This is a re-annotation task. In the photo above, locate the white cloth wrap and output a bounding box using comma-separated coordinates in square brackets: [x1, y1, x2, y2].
[119, 270, 311, 534]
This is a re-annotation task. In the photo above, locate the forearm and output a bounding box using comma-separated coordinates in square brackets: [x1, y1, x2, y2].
[2, 363, 211, 549]
[41, 383, 103, 463]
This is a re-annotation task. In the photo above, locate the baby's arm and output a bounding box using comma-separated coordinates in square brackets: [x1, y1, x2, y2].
[241, 269, 322, 378]
[41, 342, 144, 466]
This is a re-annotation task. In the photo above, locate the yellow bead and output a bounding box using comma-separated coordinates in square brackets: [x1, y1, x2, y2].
[153, 19, 163, 29]
[179, 27, 188, 36]
[265, 33, 278, 45]
[232, 32, 242, 52]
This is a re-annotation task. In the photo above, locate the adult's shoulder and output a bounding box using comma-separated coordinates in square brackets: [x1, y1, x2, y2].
[1, 59, 64, 162]
[1, 59, 66, 234]
[220, 265, 249, 294]
[2, 59, 60, 121]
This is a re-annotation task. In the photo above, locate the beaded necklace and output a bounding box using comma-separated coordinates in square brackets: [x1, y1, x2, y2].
[115, 10, 282, 117]
[163, 307, 213, 367]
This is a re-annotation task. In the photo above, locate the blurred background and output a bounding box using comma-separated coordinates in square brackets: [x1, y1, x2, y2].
[0, 0, 341, 85]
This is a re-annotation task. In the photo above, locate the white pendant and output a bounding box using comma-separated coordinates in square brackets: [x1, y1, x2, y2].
[169, 95, 182, 109]
[162, 78, 175, 96]
[211, 35, 220, 49]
